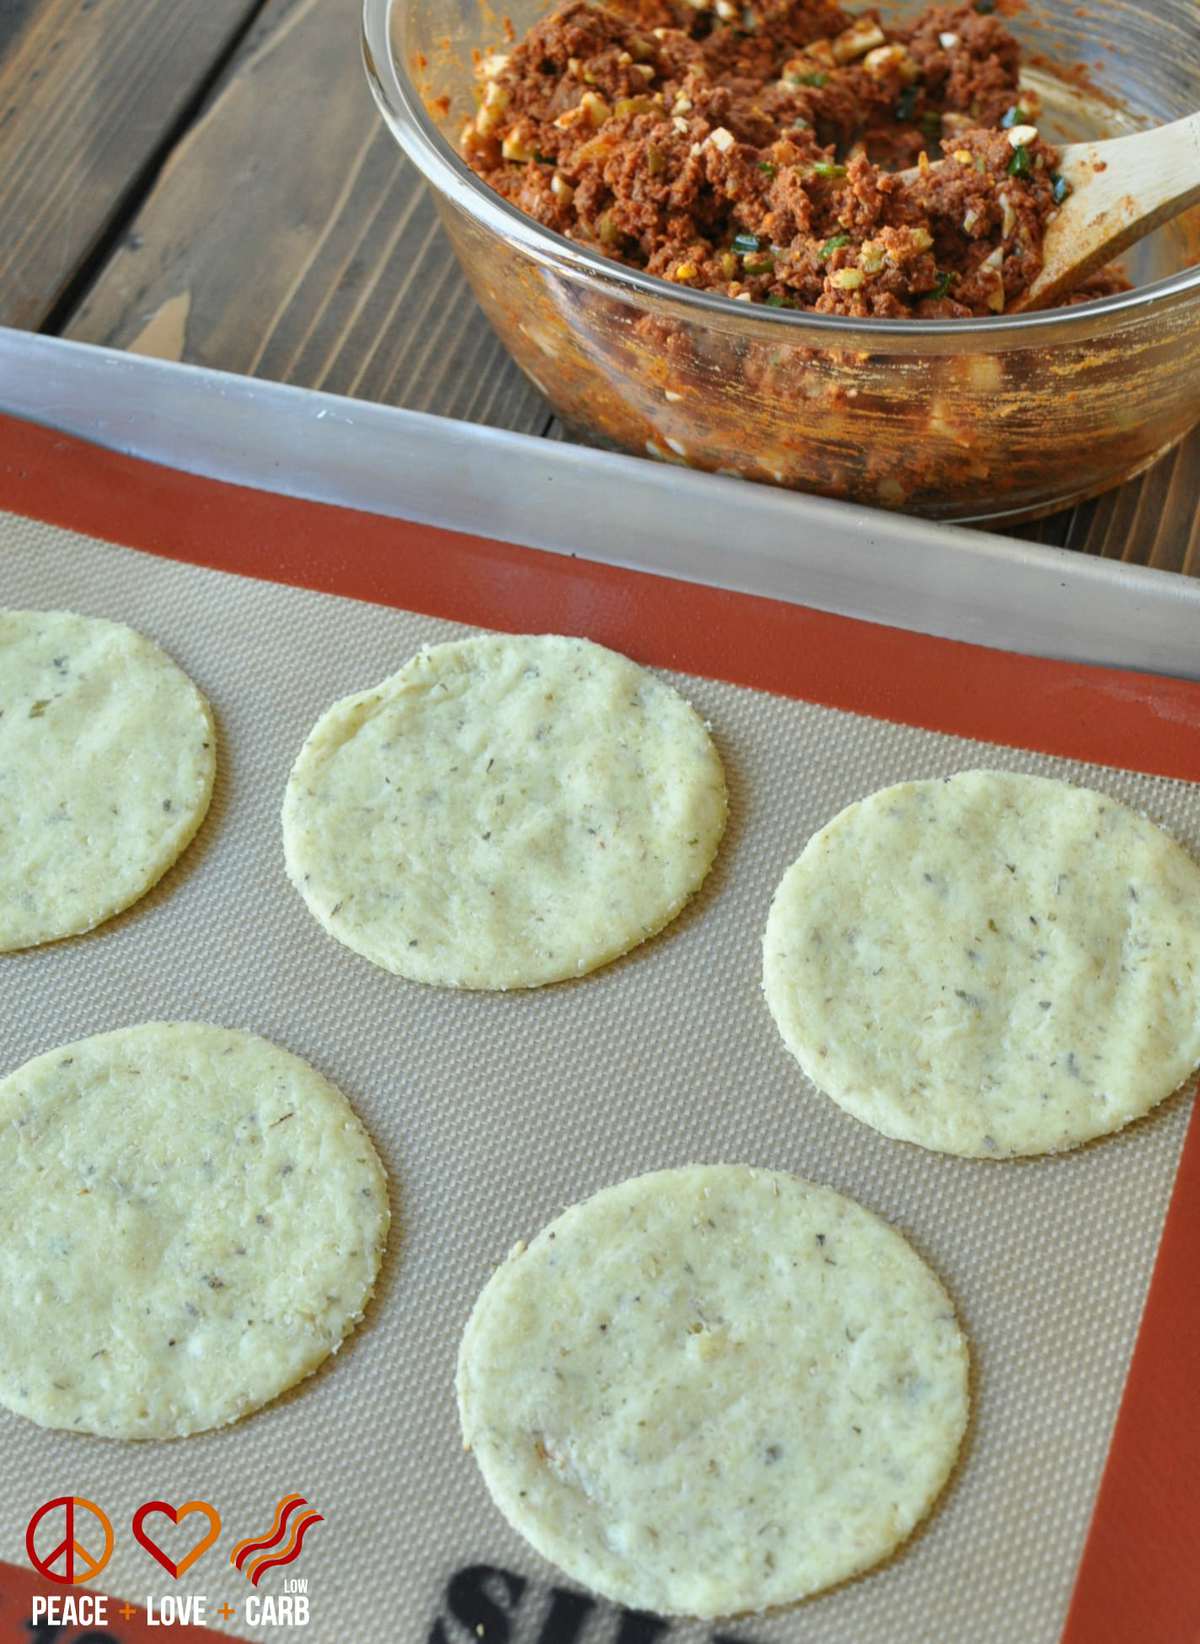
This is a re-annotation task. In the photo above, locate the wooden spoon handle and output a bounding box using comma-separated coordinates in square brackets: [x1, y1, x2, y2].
[1014, 111, 1200, 312]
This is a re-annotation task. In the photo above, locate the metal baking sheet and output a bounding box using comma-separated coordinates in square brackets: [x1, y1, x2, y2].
[2, 327, 1200, 678]
[1, 336, 1199, 1644]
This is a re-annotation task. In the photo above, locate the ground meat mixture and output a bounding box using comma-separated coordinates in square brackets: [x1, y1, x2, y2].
[462, 0, 1122, 316]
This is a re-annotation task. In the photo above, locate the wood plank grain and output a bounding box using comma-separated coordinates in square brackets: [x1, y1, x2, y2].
[0, 0, 264, 329]
[66, 0, 549, 433]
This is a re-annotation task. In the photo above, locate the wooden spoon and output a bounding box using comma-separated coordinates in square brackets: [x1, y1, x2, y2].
[1011, 111, 1200, 312]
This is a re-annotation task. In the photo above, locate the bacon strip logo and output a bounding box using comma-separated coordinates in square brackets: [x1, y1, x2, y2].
[229, 1494, 323, 1587]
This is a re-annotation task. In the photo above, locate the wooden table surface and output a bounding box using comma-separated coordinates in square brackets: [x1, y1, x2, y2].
[2, 0, 1198, 571]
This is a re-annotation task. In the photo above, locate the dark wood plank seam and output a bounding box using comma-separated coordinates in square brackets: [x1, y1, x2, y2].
[1, 6, 265, 321]
[38, 0, 274, 336]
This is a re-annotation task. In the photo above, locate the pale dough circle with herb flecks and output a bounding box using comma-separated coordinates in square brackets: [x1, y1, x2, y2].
[0, 609, 216, 951]
[0, 1022, 389, 1439]
[764, 769, 1200, 1158]
[282, 633, 727, 989]
[457, 1165, 968, 1617]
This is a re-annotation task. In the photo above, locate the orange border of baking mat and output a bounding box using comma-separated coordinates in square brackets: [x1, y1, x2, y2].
[0, 1560, 235, 1643]
[2, 409, 1199, 1643]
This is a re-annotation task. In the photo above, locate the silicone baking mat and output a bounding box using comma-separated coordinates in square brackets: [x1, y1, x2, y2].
[2, 418, 1199, 1644]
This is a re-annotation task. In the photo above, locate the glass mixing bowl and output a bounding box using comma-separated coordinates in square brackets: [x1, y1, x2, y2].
[363, 0, 1200, 523]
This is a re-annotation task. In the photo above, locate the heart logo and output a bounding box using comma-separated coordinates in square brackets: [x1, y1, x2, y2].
[131, 1500, 222, 1579]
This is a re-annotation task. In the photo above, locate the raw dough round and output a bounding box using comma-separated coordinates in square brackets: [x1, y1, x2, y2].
[0, 610, 216, 951]
[0, 1023, 389, 1439]
[282, 634, 727, 989]
[764, 769, 1200, 1157]
[457, 1164, 968, 1617]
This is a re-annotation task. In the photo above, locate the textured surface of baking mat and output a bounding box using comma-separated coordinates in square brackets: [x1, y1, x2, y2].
[1, 506, 1197, 1644]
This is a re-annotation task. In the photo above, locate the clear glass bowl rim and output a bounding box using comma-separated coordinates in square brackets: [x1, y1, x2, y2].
[362, 0, 1200, 341]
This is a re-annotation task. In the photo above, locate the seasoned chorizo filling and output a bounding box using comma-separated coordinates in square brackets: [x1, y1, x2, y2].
[462, 0, 1121, 316]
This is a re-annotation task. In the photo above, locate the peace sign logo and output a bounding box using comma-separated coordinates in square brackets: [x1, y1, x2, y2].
[26, 1496, 115, 1586]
